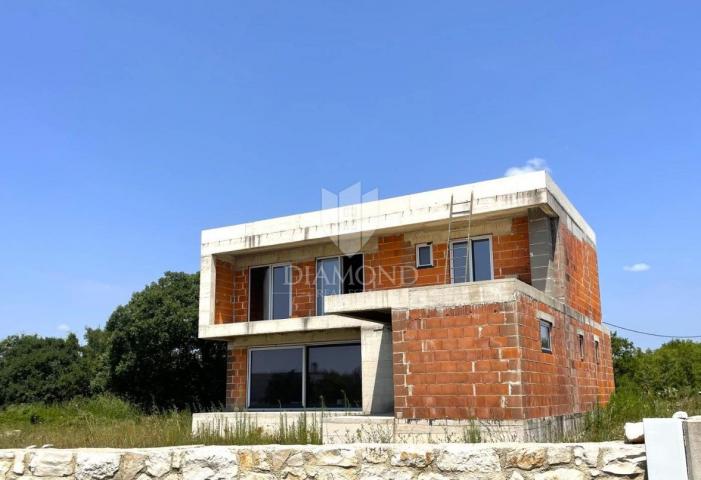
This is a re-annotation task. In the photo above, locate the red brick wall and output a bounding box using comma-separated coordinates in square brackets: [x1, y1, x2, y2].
[365, 216, 530, 290]
[226, 346, 247, 409]
[391, 295, 614, 421]
[292, 260, 316, 317]
[391, 303, 523, 421]
[363, 234, 415, 290]
[493, 216, 531, 284]
[214, 260, 234, 324]
[561, 226, 602, 322]
[233, 269, 248, 322]
[516, 295, 614, 418]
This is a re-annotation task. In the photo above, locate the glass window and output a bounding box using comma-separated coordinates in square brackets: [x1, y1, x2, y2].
[540, 320, 552, 352]
[316, 257, 341, 315]
[316, 255, 364, 315]
[306, 344, 362, 409]
[249, 348, 303, 408]
[471, 238, 492, 281]
[451, 238, 492, 283]
[451, 241, 469, 283]
[249, 265, 291, 321]
[271, 265, 291, 320]
[416, 243, 433, 268]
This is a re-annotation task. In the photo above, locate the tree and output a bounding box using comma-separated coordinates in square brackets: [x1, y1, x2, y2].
[0, 334, 90, 405]
[83, 327, 111, 395]
[610, 332, 640, 388]
[105, 272, 226, 409]
[635, 340, 701, 394]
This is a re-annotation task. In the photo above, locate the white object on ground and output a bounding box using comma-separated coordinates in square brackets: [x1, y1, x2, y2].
[624, 422, 644, 444]
[643, 418, 688, 480]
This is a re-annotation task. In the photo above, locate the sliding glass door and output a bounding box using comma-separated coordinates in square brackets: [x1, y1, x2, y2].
[306, 344, 362, 409]
[248, 347, 303, 408]
[248, 343, 362, 410]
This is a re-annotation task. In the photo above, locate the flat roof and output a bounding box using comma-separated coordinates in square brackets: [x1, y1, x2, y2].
[201, 171, 595, 256]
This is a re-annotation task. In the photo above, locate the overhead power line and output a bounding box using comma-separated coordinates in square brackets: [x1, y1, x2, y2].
[603, 321, 701, 339]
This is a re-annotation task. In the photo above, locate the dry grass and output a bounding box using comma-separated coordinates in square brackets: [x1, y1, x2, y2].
[0, 396, 321, 449]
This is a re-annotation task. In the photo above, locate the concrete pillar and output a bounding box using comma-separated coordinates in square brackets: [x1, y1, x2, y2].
[199, 255, 215, 327]
[528, 208, 561, 299]
[360, 325, 394, 414]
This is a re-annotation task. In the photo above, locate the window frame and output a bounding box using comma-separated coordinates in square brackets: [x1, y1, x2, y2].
[315, 254, 365, 315]
[247, 262, 293, 321]
[449, 235, 494, 284]
[578, 333, 585, 361]
[415, 243, 434, 268]
[540, 319, 553, 354]
[246, 341, 362, 411]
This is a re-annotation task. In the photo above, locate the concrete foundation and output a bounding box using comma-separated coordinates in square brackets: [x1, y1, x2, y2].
[192, 412, 588, 444]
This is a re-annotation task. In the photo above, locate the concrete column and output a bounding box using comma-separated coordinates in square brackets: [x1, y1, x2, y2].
[360, 325, 394, 414]
[528, 208, 562, 299]
[199, 255, 216, 327]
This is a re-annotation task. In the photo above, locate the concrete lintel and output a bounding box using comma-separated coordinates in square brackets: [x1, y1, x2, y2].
[198, 314, 385, 340]
[201, 171, 596, 256]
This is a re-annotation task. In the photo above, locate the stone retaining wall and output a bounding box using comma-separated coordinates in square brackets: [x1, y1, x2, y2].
[0, 442, 645, 479]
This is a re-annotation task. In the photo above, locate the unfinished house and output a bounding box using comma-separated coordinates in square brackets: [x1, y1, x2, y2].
[195, 171, 614, 441]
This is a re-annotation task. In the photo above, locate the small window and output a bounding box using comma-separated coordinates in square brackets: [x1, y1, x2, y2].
[416, 243, 433, 268]
[540, 320, 552, 353]
[578, 334, 585, 361]
[594, 340, 600, 364]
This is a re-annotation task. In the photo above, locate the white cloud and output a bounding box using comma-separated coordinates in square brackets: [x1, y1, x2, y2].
[504, 158, 550, 177]
[623, 263, 651, 272]
[57, 323, 71, 332]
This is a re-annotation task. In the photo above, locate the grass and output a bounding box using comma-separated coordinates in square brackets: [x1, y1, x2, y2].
[0, 395, 322, 449]
[574, 387, 701, 442]
[0, 390, 698, 448]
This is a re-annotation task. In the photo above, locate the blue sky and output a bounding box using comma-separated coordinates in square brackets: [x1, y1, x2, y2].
[1, 2, 699, 349]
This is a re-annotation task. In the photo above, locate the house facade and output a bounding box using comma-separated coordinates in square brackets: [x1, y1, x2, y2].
[198, 171, 614, 426]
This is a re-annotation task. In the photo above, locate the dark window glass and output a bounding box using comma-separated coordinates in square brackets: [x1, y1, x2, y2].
[249, 266, 269, 321]
[451, 241, 469, 283]
[540, 320, 552, 352]
[417, 245, 432, 267]
[342, 254, 364, 294]
[316, 258, 341, 315]
[250, 265, 290, 321]
[306, 344, 362, 409]
[471, 238, 492, 281]
[249, 348, 303, 408]
[316, 255, 364, 314]
[272, 265, 291, 320]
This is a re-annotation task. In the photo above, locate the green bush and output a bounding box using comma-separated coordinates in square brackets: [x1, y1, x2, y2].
[0, 334, 90, 405]
[105, 272, 227, 410]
